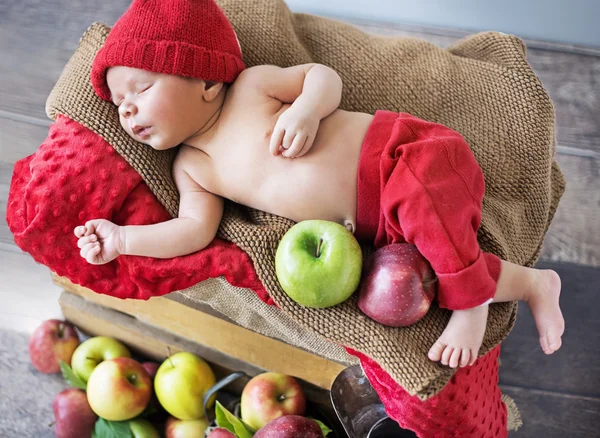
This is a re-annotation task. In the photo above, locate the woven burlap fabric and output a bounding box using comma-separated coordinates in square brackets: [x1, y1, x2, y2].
[45, 0, 565, 399]
[169, 277, 358, 366]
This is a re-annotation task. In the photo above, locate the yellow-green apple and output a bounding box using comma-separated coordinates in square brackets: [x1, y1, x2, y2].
[129, 419, 160, 438]
[29, 319, 80, 373]
[275, 220, 362, 308]
[86, 357, 152, 421]
[207, 428, 236, 437]
[165, 416, 209, 438]
[254, 415, 323, 438]
[52, 388, 97, 438]
[357, 244, 436, 326]
[240, 372, 306, 431]
[70, 336, 130, 382]
[154, 351, 216, 420]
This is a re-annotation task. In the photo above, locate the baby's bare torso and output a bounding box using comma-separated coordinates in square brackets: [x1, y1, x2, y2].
[180, 76, 374, 231]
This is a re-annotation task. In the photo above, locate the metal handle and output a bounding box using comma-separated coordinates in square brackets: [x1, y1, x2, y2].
[204, 371, 250, 423]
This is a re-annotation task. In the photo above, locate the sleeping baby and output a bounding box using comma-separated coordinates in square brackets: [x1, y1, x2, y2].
[75, 0, 564, 368]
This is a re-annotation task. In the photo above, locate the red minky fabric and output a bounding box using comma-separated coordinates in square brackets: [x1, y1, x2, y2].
[6, 115, 269, 303]
[6, 116, 508, 437]
[348, 346, 508, 437]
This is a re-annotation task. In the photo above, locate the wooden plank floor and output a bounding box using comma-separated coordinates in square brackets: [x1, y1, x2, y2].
[1, 1, 599, 436]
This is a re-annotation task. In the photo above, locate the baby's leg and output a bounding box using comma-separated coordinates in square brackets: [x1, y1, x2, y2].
[493, 261, 564, 355]
[428, 261, 564, 368]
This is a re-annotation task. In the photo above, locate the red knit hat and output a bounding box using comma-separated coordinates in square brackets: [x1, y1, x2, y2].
[91, 0, 246, 101]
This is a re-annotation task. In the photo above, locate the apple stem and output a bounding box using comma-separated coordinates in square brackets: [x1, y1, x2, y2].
[48, 421, 56, 428]
[166, 346, 175, 367]
[316, 238, 323, 258]
[58, 323, 64, 338]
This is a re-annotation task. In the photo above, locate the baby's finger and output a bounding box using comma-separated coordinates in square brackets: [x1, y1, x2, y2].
[283, 134, 307, 158]
[77, 234, 97, 249]
[86, 245, 102, 265]
[84, 221, 97, 236]
[281, 130, 295, 150]
[269, 127, 285, 156]
[74, 226, 86, 238]
[80, 242, 98, 260]
[296, 134, 314, 158]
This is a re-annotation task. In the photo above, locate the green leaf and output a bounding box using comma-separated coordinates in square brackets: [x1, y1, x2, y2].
[215, 401, 254, 438]
[312, 418, 332, 437]
[59, 361, 87, 390]
[93, 418, 133, 438]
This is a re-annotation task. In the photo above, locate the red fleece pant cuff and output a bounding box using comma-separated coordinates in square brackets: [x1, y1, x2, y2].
[436, 251, 499, 310]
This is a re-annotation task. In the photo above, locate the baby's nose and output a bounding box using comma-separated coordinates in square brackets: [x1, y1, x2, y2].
[119, 101, 136, 118]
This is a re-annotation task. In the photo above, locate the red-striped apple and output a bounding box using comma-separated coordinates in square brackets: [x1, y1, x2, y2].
[86, 357, 152, 421]
[357, 244, 436, 327]
[29, 319, 80, 373]
[240, 372, 306, 431]
[52, 388, 97, 438]
[254, 415, 323, 438]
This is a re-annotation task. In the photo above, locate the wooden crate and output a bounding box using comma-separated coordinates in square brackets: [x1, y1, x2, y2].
[54, 273, 348, 434]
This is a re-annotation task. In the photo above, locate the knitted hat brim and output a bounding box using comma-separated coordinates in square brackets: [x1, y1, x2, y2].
[91, 38, 246, 101]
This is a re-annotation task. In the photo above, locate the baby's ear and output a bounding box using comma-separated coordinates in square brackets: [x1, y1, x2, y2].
[202, 81, 224, 102]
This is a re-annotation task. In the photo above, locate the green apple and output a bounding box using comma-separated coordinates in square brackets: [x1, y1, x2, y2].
[70, 336, 131, 382]
[86, 357, 152, 421]
[165, 416, 209, 438]
[154, 352, 216, 420]
[275, 220, 363, 308]
[129, 419, 160, 438]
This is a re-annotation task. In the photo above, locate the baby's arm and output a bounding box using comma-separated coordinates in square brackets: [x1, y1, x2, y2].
[74, 154, 223, 264]
[249, 64, 342, 158]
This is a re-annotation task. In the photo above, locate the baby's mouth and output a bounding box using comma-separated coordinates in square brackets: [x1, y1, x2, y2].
[131, 125, 151, 137]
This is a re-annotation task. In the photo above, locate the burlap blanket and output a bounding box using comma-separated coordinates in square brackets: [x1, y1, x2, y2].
[43, 0, 564, 400]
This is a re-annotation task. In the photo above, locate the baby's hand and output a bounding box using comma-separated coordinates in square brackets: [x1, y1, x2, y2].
[74, 219, 122, 265]
[269, 106, 319, 158]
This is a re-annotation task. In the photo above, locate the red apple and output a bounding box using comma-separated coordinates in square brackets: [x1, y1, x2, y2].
[357, 244, 437, 327]
[141, 361, 164, 413]
[254, 415, 323, 438]
[141, 361, 160, 379]
[207, 428, 236, 437]
[86, 357, 152, 421]
[52, 388, 98, 438]
[240, 372, 306, 431]
[165, 416, 209, 437]
[28, 319, 80, 373]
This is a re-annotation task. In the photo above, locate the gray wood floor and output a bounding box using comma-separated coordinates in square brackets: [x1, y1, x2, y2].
[0, 1, 598, 437]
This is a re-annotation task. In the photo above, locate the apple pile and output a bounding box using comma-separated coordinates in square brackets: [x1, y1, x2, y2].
[206, 372, 330, 437]
[29, 320, 216, 437]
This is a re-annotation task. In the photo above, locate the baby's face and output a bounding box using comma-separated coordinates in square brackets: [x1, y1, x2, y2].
[106, 66, 207, 150]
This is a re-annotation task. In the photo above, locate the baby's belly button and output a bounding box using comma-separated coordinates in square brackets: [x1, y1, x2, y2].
[343, 218, 356, 234]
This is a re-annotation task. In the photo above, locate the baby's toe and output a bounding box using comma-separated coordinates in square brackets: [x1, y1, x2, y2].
[428, 341, 446, 362]
[441, 346, 454, 366]
[459, 349, 471, 368]
[469, 349, 478, 366]
[449, 349, 463, 368]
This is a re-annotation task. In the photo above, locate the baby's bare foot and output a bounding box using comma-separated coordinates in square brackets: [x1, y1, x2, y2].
[428, 305, 489, 368]
[526, 269, 564, 354]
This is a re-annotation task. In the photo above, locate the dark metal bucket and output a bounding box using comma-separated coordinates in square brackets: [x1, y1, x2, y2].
[330, 365, 417, 437]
